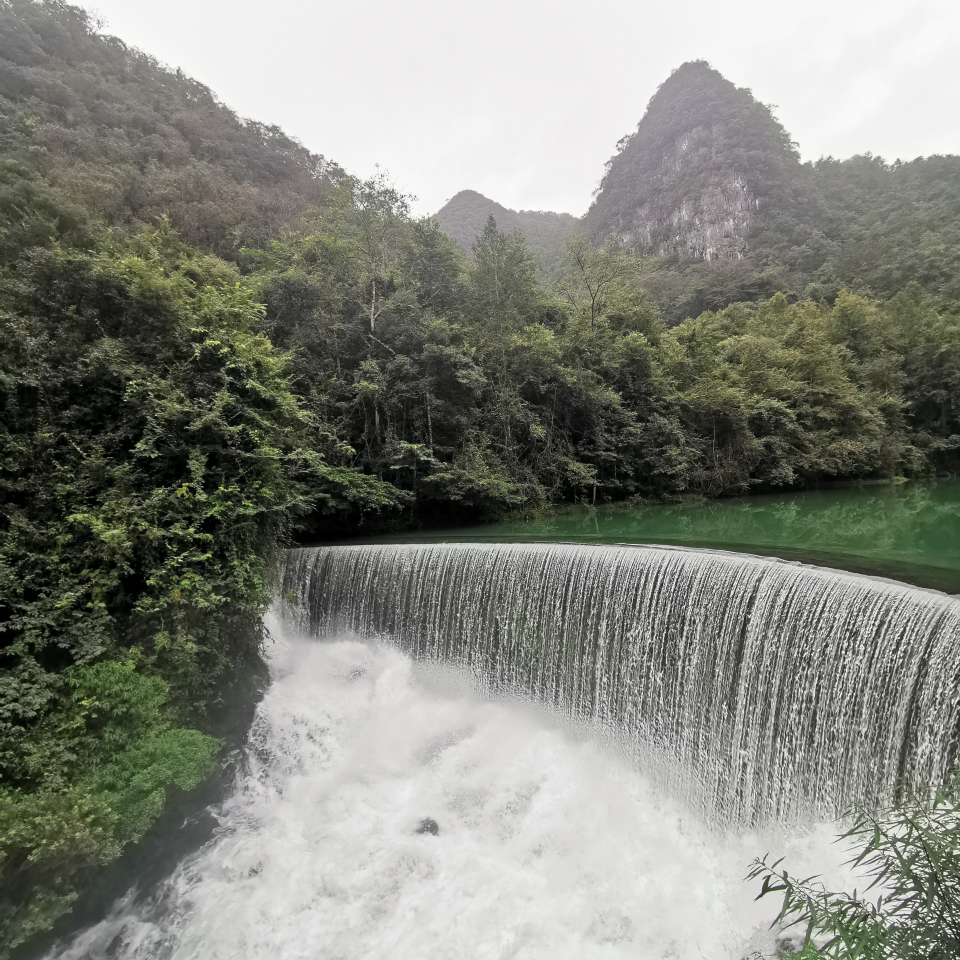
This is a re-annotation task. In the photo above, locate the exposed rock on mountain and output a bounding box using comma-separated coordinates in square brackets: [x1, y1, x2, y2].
[584, 60, 802, 261]
[434, 60, 960, 315]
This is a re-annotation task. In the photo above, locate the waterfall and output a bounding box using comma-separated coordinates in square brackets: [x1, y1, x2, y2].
[50, 636, 859, 960]
[282, 542, 960, 824]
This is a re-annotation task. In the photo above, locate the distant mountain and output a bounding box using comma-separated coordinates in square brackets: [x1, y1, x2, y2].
[433, 190, 577, 273]
[437, 61, 960, 317]
[584, 60, 802, 261]
[583, 60, 960, 308]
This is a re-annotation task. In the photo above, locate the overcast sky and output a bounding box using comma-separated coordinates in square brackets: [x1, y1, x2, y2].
[82, 0, 960, 217]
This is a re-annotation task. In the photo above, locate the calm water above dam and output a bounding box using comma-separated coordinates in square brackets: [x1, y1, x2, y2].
[371, 479, 960, 593]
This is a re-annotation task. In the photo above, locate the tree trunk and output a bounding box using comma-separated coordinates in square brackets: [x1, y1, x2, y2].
[425, 394, 434, 454]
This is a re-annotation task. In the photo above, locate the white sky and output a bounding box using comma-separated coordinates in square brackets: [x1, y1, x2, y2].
[82, 0, 960, 217]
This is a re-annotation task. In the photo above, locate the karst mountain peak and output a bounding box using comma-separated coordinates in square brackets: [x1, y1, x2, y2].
[435, 59, 960, 317]
[584, 59, 803, 260]
[437, 60, 804, 264]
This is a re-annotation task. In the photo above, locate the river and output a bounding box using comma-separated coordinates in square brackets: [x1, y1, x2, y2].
[367, 478, 960, 594]
[39, 479, 960, 959]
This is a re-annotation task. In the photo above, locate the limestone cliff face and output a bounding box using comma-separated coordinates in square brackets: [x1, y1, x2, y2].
[622, 127, 757, 260]
[585, 61, 801, 261]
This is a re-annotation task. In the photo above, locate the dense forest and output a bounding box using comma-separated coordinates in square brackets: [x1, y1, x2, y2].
[1, 1, 959, 953]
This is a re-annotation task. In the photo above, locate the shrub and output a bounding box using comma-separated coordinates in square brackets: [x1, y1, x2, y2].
[749, 777, 960, 959]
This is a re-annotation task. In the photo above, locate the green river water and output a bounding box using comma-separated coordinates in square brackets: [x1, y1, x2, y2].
[365, 479, 960, 594]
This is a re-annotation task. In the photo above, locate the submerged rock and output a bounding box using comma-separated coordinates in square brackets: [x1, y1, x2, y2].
[774, 931, 831, 955]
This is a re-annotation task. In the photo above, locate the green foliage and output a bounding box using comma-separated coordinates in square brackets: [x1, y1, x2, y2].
[0, 7, 958, 952]
[748, 777, 960, 959]
[657, 292, 922, 494]
[245, 180, 957, 513]
[558, 233, 642, 328]
[808, 155, 960, 306]
[0, 658, 218, 952]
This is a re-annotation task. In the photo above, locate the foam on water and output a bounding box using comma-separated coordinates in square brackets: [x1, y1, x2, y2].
[282, 543, 960, 823]
[49, 631, 857, 960]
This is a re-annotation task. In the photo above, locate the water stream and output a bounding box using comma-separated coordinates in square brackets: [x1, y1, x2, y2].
[42, 540, 960, 958]
[282, 543, 960, 824]
[47, 633, 856, 960]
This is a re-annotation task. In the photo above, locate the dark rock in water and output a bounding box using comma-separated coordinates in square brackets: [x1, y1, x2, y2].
[775, 930, 830, 955]
[416, 818, 439, 836]
[775, 935, 800, 954]
[106, 932, 125, 957]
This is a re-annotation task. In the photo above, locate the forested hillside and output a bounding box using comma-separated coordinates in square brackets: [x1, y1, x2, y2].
[1, 2, 959, 954]
[0, 0, 342, 255]
[438, 61, 960, 324]
[433, 189, 577, 274]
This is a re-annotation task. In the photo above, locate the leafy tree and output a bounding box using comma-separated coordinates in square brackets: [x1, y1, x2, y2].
[558, 232, 642, 328]
[0, 660, 218, 950]
[399, 218, 466, 318]
[327, 171, 413, 334]
[888, 287, 960, 469]
[466, 215, 541, 470]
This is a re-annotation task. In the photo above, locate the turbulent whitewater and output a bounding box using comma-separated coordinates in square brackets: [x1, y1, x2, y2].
[46, 542, 960, 958]
[50, 636, 856, 960]
[282, 542, 960, 823]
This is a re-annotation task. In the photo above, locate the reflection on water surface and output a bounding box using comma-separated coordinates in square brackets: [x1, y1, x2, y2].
[358, 479, 960, 592]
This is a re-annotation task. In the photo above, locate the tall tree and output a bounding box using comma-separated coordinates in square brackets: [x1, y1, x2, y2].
[558, 233, 641, 328]
[329, 170, 412, 334]
[467, 216, 540, 465]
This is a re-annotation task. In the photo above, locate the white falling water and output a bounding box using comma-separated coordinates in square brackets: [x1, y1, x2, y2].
[49, 632, 858, 960]
[282, 543, 960, 824]
[46, 542, 960, 958]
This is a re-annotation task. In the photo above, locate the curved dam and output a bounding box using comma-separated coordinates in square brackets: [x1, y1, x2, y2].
[281, 542, 960, 824]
